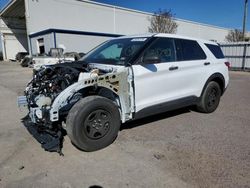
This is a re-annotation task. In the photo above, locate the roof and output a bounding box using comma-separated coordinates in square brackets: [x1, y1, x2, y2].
[155, 33, 217, 44]
[0, 0, 25, 19]
[118, 33, 217, 45]
[118, 33, 155, 39]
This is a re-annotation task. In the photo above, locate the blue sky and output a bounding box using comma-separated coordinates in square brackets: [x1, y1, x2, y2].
[0, 0, 249, 30]
[93, 0, 250, 30]
[0, 0, 9, 10]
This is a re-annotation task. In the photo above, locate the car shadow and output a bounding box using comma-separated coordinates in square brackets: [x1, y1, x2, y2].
[121, 107, 191, 131]
[89, 185, 103, 188]
[20, 107, 192, 153]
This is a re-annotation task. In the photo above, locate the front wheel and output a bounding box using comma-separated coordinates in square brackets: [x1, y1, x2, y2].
[66, 96, 121, 151]
[196, 81, 221, 113]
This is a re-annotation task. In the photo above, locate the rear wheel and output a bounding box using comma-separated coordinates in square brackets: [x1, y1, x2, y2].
[196, 81, 221, 113]
[66, 96, 120, 151]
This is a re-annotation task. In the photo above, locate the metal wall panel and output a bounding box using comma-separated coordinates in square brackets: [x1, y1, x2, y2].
[26, 0, 230, 42]
[220, 43, 250, 69]
[176, 19, 229, 42]
[55, 33, 111, 54]
[30, 33, 54, 55]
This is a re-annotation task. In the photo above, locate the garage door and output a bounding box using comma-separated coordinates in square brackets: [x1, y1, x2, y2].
[4, 34, 27, 60]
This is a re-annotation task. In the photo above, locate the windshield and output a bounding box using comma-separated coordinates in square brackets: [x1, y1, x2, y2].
[80, 37, 150, 65]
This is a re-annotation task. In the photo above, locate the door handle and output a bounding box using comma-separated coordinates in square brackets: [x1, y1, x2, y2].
[204, 62, 210, 66]
[169, 66, 179, 71]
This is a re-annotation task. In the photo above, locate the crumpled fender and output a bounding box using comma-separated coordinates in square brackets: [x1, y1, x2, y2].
[49, 68, 133, 123]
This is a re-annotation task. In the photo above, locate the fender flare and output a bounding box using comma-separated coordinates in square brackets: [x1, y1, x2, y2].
[49, 69, 131, 123]
[200, 73, 225, 99]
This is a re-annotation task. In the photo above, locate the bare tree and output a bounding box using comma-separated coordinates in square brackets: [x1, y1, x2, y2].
[148, 9, 178, 34]
[225, 29, 244, 42]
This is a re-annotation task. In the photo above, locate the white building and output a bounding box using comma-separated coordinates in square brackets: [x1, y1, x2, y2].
[0, 0, 231, 60]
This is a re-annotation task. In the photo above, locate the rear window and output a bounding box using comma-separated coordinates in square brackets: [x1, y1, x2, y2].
[175, 39, 207, 61]
[205, 44, 225, 59]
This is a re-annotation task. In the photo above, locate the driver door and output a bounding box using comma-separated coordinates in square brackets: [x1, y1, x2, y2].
[132, 37, 187, 113]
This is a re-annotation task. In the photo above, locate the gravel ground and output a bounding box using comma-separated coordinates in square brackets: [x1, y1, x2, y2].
[0, 61, 249, 188]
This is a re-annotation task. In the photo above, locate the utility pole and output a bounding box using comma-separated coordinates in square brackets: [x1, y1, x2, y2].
[242, 0, 248, 70]
[242, 0, 248, 41]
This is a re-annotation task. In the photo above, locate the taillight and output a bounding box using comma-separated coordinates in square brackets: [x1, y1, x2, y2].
[225, 62, 230, 69]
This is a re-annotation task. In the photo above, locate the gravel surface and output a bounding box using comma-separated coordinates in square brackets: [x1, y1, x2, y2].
[0, 61, 249, 188]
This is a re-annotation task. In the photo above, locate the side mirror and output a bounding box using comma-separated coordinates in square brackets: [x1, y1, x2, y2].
[143, 55, 161, 64]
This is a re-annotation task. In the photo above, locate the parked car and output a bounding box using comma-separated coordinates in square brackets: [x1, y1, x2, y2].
[64, 52, 81, 61]
[31, 48, 75, 70]
[18, 34, 229, 154]
[79, 52, 86, 58]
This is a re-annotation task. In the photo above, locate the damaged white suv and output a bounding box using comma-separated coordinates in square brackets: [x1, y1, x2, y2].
[18, 34, 229, 154]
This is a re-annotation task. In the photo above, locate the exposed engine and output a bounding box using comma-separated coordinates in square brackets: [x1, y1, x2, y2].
[23, 62, 87, 154]
[21, 61, 117, 155]
[26, 62, 84, 109]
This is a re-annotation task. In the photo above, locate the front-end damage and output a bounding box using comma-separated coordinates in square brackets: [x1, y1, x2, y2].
[18, 62, 134, 154]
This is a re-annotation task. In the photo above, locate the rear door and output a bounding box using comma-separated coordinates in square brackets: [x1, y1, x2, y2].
[132, 37, 210, 112]
[173, 39, 210, 98]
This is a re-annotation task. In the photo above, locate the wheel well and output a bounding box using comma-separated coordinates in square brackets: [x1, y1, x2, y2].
[79, 86, 119, 103]
[211, 77, 224, 95]
[202, 73, 225, 97]
[60, 87, 120, 120]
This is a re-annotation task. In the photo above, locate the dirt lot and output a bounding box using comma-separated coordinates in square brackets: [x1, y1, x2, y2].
[0, 61, 249, 188]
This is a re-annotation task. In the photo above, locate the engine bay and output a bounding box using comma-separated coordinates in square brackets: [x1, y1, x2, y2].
[19, 61, 132, 155]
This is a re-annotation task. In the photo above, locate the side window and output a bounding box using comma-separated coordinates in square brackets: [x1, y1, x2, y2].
[120, 44, 142, 61]
[175, 39, 206, 61]
[143, 38, 176, 63]
[205, 43, 225, 59]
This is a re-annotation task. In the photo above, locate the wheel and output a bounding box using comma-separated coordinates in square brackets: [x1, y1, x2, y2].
[66, 96, 121, 151]
[196, 81, 221, 113]
[21, 57, 31, 67]
[73, 53, 81, 61]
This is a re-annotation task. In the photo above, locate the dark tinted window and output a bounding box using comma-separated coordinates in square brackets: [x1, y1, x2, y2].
[175, 39, 206, 61]
[143, 38, 176, 63]
[205, 43, 225, 59]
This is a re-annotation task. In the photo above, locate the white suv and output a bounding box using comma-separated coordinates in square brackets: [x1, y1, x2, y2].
[19, 33, 229, 154]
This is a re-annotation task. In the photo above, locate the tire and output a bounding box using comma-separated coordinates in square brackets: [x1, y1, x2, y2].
[21, 57, 32, 67]
[79, 53, 86, 58]
[20, 57, 29, 67]
[196, 81, 221, 113]
[73, 53, 81, 61]
[66, 96, 121, 151]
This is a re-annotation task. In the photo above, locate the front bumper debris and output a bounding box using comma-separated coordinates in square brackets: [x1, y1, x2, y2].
[17, 96, 28, 107]
[18, 96, 65, 155]
[21, 115, 65, 155]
